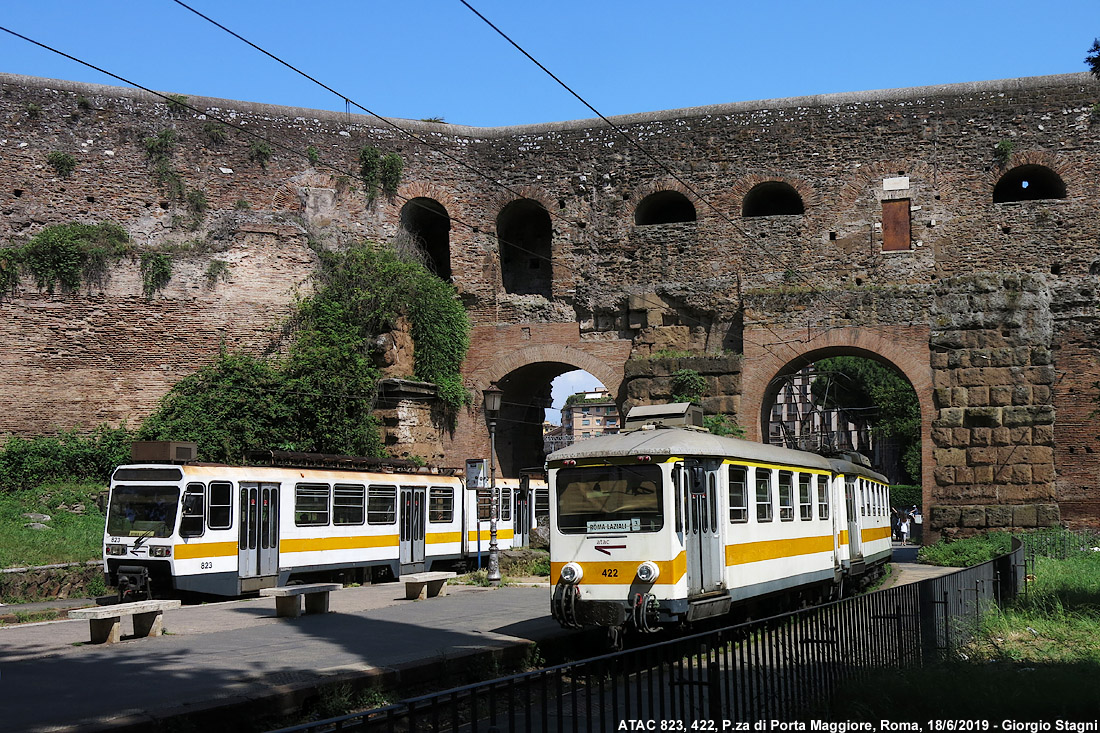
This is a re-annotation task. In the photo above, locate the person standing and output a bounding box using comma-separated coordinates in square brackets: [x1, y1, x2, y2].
[899, 512, 911, 546]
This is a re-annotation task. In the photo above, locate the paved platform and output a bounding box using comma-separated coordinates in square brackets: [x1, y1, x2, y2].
[0, 549, 952, 732]
[0, 581, 565, 733]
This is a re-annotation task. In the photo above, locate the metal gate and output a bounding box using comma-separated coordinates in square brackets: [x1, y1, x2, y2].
[239, 482, 279, 586]
[400, 486, 426, 570]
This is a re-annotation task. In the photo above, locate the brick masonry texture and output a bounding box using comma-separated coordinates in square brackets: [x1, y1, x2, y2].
[3, 72, 1100, 534]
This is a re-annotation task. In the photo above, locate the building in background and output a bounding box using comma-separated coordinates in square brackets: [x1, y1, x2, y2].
[544, 390, 620, 454]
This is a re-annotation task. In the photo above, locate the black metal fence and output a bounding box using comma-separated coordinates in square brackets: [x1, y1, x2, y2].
[272, 539, 1026, 732]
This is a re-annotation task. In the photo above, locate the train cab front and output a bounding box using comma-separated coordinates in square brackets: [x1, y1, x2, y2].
[103, 470, 183, 599]
[548, 458, 679, 645]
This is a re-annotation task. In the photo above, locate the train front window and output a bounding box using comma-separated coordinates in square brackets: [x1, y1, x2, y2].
[556, 465, 663, 533]
[106, 485, 180, 538]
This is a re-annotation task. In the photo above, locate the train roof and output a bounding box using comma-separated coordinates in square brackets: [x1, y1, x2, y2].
[548, 427, 832, 469]
[547, 427, 890, 483]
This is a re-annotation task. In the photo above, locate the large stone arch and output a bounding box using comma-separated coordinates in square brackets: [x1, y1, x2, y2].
[453, 334, 630, 478]
[741, 325, 933, 503]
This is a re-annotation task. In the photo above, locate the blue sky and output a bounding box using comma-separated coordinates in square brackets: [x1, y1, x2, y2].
[0, 2, 1097, 128]
[2, 1, 1096, 418]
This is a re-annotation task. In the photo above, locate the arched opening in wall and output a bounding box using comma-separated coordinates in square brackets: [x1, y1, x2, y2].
[634, 191, 697, 225]
[761, 353, 920, 486]
[992, 165, 1066, 203]
[498, 199, 552, 298]
[399, 198, 451, 279]
[489, 366, 612, 479]
[742, 181, 805, 217]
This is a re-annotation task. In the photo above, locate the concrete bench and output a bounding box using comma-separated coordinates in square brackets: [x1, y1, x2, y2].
[404, 571, 457, 600]
[259, 583, 342, 618]
[68, 599, 182, 644]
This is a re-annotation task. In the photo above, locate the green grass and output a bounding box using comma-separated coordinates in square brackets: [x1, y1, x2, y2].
[0, 482, 106, 568]
[916, 530, 1013, 567]
[822, 543, 1100, 719]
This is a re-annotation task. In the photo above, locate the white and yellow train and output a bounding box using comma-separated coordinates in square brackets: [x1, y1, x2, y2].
[103, 445, 547, 598]
[547, 411, 892, 643]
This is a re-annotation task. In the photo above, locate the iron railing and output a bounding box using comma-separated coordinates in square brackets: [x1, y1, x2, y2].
[271, 538, 1026, 732]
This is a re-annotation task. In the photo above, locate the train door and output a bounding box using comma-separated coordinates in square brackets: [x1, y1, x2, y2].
[844, 475, 862, 558]
[514, 483, 531, 548]
[400, 486, 426, 569]
[239, 482, 279, 586]
[681, 461, 724, 596]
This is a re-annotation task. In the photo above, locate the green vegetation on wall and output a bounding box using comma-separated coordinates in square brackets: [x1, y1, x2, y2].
[670, 369, 706, 404]
[358, 145, 403, 203]
[0, 425, 134, 491]
[140, 252, 173, 298]
[139, 241, 470, 463]
[46, 151, 76, 179]
[2, 222, 132, 294]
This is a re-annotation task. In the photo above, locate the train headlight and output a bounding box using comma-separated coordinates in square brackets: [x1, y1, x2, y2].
[560, 562, 583, 584]
[149, 545, 172, 558]
[105, 544, 126, 556]
[636, 561, 660, 583]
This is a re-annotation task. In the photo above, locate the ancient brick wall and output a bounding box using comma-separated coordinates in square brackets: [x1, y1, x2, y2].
[3, 72, 1100, 531]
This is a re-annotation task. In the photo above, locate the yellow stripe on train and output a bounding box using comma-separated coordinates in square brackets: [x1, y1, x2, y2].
[861, 526, 892, 542]
[724, 534, 834, 565]
[174, 541, 238, 560]
[467, 529, 514, 542]
[280, 535, 399, 553]
[550, 552, 686, 585]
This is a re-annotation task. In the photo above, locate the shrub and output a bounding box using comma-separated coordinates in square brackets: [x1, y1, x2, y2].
[165, 94, 188, 115]
[670, 369, 706, 404]
[140, 251, 173, 298]
[46, 151, 76, 179]
[20, 222, 131, 293]
[994, 139, 1013, 168]
[143, 128, 178, 165]
[76, 96, 91, 111]
[359, 145, 381, 202]
[0, 425, 134, 491]
[235, 199, 250, 210]
[917, 531, 1013, 567]
[249, 141, 273, 171]
[306, 145, 320, 165]
[204, 259, 230, 286]
[202, 122, 228, 145]
[380, 153, 403, 197]
[25, 103, 41, 119]
[704, 414, 746, 438]
[186, 189, 208, 216]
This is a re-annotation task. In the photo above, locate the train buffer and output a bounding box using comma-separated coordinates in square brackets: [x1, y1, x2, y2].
[260, 583, 342, 618]
[404, 571, 457, 600]
[68, 599, 183, 644]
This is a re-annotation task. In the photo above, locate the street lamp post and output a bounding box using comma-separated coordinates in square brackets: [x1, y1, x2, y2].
[483, 383, 503, 585]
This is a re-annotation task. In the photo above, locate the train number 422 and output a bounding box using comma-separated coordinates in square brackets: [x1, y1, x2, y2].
[601, 568, 619, 578]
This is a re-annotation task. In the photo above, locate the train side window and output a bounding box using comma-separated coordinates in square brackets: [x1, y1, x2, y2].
[817, 476, 829, 520]
[755, 468, 773, 522]
[207, 481, 233, 530]
[180, 482, 205, 537]
[367, 485, 398, 524]
[707, 471, 717, 533]
[500, 488, 511, 521]
[334, 484, 366, 525]
[798, 474, 812, 521]
[861, 479, 869, 516]
[295, 483, 330, 526]
[429, 487, 454, 522]
[778, 471, 794, 521]
[728, 466, 747, 523]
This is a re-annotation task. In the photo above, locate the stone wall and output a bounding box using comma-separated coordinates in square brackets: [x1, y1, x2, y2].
[3, 72, 1100, 531]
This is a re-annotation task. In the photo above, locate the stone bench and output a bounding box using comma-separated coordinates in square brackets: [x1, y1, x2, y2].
[403, 571, 457, 600]
[259, 583, 342, 618]
[68, 599, 182, 644]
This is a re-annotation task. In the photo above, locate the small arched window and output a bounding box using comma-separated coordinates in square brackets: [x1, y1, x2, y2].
[993, 165, 1066, 203]
[400, 198, 451, 279]
[634, 191, 696, 225]
[742, 182, 804, 217]
[498, 198, 552, 298]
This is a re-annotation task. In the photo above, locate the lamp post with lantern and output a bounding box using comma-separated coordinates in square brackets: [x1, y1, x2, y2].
[483, 383, 503, 585]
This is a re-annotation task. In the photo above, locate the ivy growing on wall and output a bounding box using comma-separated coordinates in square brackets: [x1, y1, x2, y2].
[139, 241, 470, 462]
[2, 222, 132, 294]
[670, 369, 707, 404]
[358, 145, 403, 202]
[140, 252, 173, 298]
